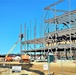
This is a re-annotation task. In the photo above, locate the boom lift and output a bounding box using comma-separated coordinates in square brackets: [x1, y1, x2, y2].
[5, 33, 23, 62]
[5, 40, 19, 62]
[5, 33, 30, 63]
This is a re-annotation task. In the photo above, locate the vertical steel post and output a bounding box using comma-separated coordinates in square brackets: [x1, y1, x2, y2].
[34, 18, 36, 59]
[20, 24, 22, 55]
[30, 20, 31, 56]
[68, 0, 72, 60]
[64, 48, 66, 60]
[48, 52, 50, 75]
[60, 49, 64, 75]
[27, 27, 29, 53]
[24, 23, 26, 51]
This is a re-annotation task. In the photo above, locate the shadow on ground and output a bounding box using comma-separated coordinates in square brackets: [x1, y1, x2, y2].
[22, 67, 45, 75]
[21, 74, 28, 75]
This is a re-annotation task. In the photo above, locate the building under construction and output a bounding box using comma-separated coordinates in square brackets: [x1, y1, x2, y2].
[20, 0, 76, 60]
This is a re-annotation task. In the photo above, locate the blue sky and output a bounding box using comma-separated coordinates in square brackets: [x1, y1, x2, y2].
[0, 0, 76, 54]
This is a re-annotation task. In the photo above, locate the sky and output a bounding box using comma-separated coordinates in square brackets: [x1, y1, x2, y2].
[0, 0, 76, 55]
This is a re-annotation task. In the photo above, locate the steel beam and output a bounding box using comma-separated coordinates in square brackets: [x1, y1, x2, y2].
[44, 0, 64, 10]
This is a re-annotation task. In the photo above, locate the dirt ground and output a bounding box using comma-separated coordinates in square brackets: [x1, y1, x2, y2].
[0, 60, 76, 75]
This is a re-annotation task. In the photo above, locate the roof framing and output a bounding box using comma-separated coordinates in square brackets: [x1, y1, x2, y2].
[44, 10, 76, 25]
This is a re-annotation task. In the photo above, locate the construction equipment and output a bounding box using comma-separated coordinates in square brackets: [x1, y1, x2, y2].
[5, 40, 19, 62]
[5, 33, 30, 63]
[20, 54, 30, 63]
